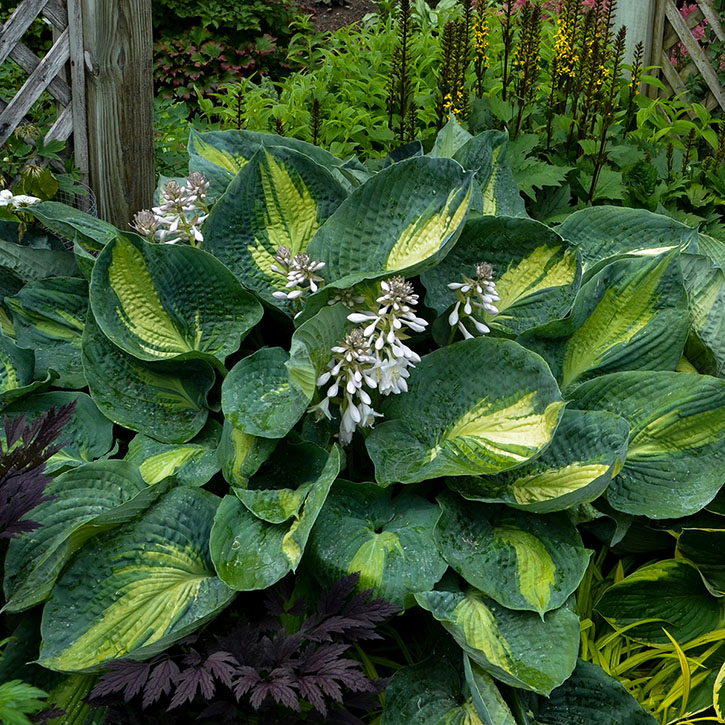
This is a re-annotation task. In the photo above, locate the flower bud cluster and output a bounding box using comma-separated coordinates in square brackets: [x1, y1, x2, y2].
[0, 189, 41, 209]
[131, 172, 210, 245]
[271, 247, 326, 315]
[311, 276, 428, 444]
[447, 262, 500, 339]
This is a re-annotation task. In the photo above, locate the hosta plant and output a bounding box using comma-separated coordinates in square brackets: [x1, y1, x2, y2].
[0, 117, 724, 722]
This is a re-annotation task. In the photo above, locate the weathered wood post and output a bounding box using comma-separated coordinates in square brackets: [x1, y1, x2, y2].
[81, 0, 154, 229]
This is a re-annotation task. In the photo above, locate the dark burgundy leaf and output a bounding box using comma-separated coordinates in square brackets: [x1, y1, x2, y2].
[143, 658, 181, 709]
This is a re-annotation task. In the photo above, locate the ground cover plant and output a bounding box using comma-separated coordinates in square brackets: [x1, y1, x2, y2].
[1, 116, 724, 722]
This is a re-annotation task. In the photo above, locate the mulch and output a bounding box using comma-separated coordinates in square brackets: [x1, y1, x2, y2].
[308, 0, 380, 33]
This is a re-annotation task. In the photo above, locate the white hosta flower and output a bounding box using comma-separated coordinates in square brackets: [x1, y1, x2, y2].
[327, 287, 366, 310]
[0, 189, 41, 209]
[309, 328, 382, 444]
[271, 247, 326, 310]
[447, 261, 500, 339]
[347, 275, 427, 395]
[131, 173, 210, 245]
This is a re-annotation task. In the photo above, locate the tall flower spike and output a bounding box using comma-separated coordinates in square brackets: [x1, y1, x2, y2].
[311, 328, 381, 444]
[347, 276, 427, 395]
[271, 248, 326, 314]
[447, 262, 500, 339]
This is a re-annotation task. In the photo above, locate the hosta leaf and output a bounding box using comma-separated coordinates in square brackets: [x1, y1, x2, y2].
[202, 146, 347, 312]
[414, 580, 579, 695]
[3, 461, 157, 613]
[533, 659, 657, 724]
[0, 239, 79, 282]
[306, 156, 474, 288]
[46, 674, 104, 725]
[39, 487, 235, 671]
[2, 392, 114, 473]
[0, 331, 50, 405]
[557, 206, 698, 272]
[452, 129, 527, 217]
[448, 409, 629, 513]
[6, 277, 88, 388]
[308, 481, 447, 608]
[421, 216, 581, 336]
[366, 338, 564, 485]
[210, 445, 341, 590]
[465, 657, 517, 725]
[680, 254, 725, 377]
[434, 493, 591, 615]
[222, 348, 309, 439]
[217, 420, 277, 488]
[82, 316, 215, 444]
[519, 250, 689, 390]
[676, 528, 725, 596]
[28, 202, 120, 252]
[595, 559, 724, 645]
[698, 233, 725, 269]
[431, 116, 473, 158]
[381, 651, 488, 725]
[124, 420, 221, 486]
[568, 371, 725, 518]
[90, 234, 262, 364]
[233, 438, 330, 522]
[188, 128, 348, 197]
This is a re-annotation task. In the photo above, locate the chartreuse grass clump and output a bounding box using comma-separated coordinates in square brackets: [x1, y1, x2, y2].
[0, 118, 724, 722]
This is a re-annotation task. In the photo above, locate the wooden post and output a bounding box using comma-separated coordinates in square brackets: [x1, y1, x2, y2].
[81, 0, 154, 228]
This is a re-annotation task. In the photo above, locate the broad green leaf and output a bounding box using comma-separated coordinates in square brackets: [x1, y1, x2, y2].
[210, 445, 341, 590]
[2, 392, 114, 472]
[557, 205, 698, 273]
[681, 254, 725, 378]
[39, 487, 235, 671]
[415, 581, 579, 695]
[453, 129, 527, 217]
[202, 146, 347, 312]
[28, 202, 120, 252]
[3, 461, 156, 613]
[124, 420, 221, 486]
[46, 674, 104, 725]
[287, 303, 353, 398]
[431, 116, 473, 158]
[595, 560, 725, 645]
[366, 338, 564, 485]
[222, 348, 309, 439]
[82, 316, 215, 444]
[0, 331, 50, 405]
[0, 266, 23, 337]
[90, 234, 262, 364]
[698, 233, 725, 269]
[676, 528, 725, 596]
[519, 250, 689, 390]
[465, 656, 517, 725]
[233, 438, 330, 522]
[217, 420, 277, 488]
[308, 481, 447, 608]
[448, 409, 629, 513]
[421, 216, 581, 336]
[381, 651, 486, 725]
[434, 493, 591, 615]
[306, 156, 474, 288]
[6, 277, 88, 388]
[568, 371, 725, 518]
[0, 239, 80, 282]
[188, 128, 348, 197]
[533, 659, 657, 724]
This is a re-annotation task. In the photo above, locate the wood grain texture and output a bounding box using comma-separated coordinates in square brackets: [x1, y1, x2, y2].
[82, 0, 154, 227]
[67, 0, 89, 184]
[8, 39, 72, 105]
[0, 0, 48, 65]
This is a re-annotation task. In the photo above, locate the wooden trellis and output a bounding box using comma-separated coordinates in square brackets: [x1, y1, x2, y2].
[0, 0, 154, 228]
[650, 0, 725, 113]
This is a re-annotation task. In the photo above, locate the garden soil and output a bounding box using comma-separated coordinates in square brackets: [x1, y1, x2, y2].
[311, 0, 379, 32]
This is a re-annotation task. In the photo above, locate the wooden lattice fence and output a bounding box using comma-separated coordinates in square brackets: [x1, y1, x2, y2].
[650, 0, 725, 113]
[0, 0, 154, 228]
